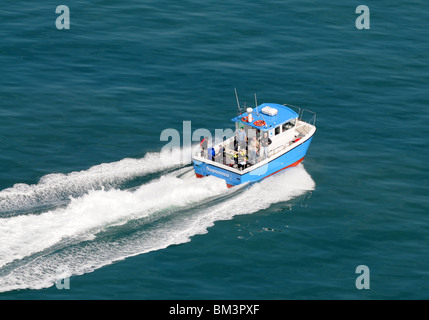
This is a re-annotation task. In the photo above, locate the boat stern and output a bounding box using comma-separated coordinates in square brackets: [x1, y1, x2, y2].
[193, 159, 242, 187]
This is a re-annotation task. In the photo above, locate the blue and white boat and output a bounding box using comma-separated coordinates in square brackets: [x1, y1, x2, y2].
[192, 101, 316, 187]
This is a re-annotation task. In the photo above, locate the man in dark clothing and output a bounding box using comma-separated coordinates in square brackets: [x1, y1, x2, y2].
[260, 132, 272, 160]
[200, 137, 208, 158]
[237, 127, 247, 150]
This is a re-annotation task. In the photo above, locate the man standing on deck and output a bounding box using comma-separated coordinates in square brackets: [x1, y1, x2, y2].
[260, 132, 272, 160]
[200, 137, 208, 158]
[249, 136, 259, 165]
[237, 127, 247, 150]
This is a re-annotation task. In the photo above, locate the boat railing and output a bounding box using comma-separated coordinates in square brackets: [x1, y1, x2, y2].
[194, 135, 237, 160]
[283, 103, 316, 133]
[283, 104, 301, 119]
[268, 145, 286, 158]
[294, 109, 316, 135]
[301, 109, 317, 126]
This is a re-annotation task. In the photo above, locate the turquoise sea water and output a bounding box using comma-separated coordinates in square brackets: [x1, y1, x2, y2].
[0, 1, 428, 299]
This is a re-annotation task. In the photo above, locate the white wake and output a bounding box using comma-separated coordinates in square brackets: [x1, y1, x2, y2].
[0, 146, 193, 213]
[0, 149, 315, 293]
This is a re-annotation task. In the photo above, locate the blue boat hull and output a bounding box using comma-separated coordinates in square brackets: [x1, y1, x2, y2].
[193, 136, 313, 187]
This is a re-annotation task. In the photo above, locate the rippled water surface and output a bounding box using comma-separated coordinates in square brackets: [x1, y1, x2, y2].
[0, 1, 428, 299]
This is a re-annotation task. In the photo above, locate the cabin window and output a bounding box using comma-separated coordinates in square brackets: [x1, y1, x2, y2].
[275, 126, 281, 135]
[282, 122, 289, 132]
[282, 119, 296, 132]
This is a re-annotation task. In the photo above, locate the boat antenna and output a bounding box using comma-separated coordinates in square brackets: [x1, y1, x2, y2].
[234, 88, 241, 112]
[254, 93, 259, 116]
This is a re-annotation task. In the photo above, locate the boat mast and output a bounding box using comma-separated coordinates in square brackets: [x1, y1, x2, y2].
[234, 88, 242, 114]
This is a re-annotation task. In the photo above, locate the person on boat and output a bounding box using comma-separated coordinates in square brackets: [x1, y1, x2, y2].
[221, 145, 226, 164]
[238, 148, 247, 170]
[230, 150, 239, 167]
[248, 136, 259, 165]
[214, 144, 224, 163]
[209, 147, 216, 161]
[260, 132, 272, 160]
[200, 137, 208, 158]
[237, 127, 247, 150]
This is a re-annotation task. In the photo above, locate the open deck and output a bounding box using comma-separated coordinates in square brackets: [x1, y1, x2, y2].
[193, 116, 316, 176]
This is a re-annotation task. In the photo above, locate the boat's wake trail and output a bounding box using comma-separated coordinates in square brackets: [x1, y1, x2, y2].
[0, 148, 192, 214]
[0, 148, 315, 293]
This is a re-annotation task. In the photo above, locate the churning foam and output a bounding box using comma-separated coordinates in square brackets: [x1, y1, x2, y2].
[0, 146, 195, 213]
[0, 151, 315, 293]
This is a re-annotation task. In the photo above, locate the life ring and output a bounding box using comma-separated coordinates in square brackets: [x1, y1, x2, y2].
[241, 116, 248, 122]
[254, 120, 266, 127]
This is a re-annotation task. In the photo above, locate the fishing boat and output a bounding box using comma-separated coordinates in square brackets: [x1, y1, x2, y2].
[192, 98, 316, 187]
